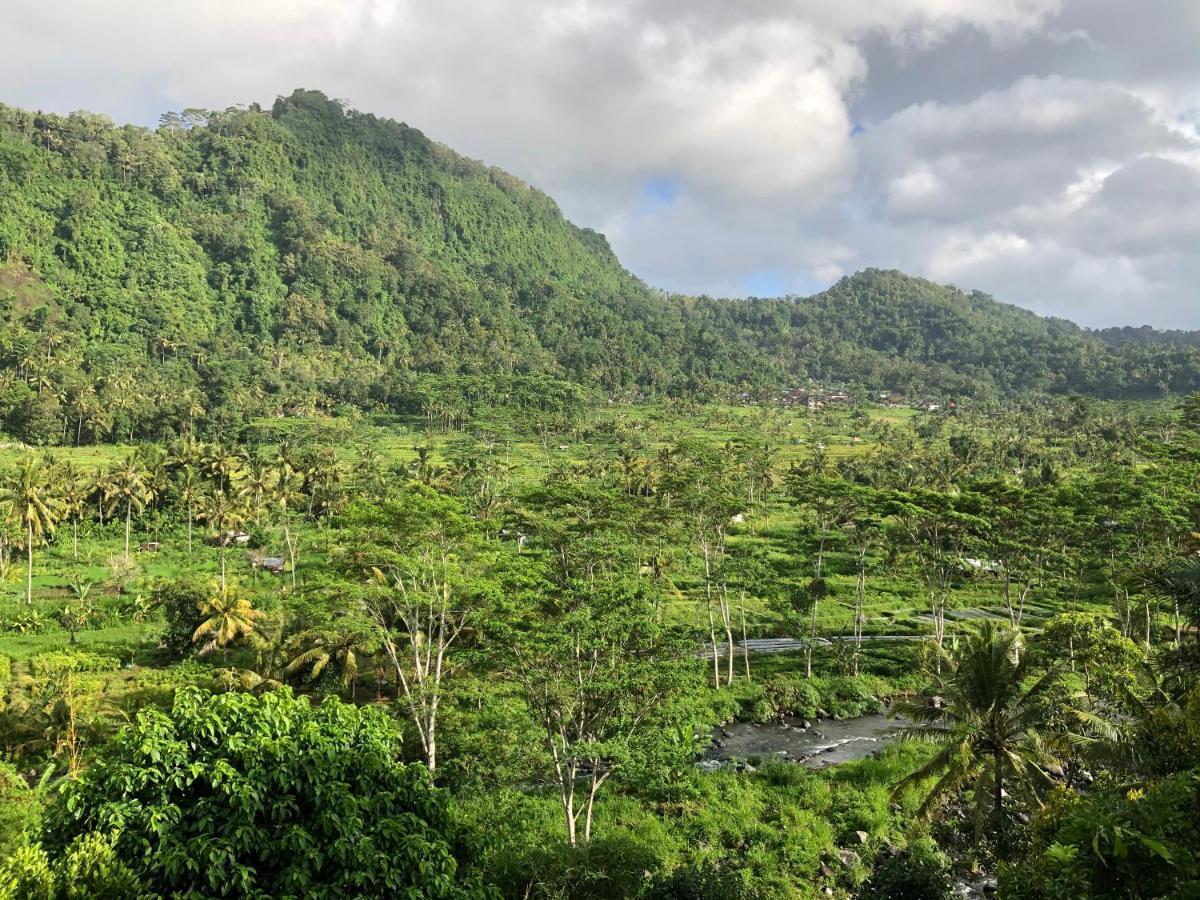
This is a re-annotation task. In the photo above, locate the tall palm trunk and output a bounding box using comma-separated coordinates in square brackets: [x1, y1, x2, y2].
[124, 500, 133, 560]
[26, 521, 33, 605]
[283, 516, 297, 590]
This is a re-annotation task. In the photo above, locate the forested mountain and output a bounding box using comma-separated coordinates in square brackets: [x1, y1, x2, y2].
[1097, 324, 1200, 350]
[1, 88, 1197, 444]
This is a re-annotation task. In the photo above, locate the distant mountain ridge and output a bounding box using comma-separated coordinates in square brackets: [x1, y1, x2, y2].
[0, 89, 1196, 443]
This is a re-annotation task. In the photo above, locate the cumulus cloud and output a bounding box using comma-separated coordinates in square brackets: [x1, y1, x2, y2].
[0, 0, 1198, 326]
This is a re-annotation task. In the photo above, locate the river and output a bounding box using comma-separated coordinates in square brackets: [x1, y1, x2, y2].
[702, 713, 904, 769]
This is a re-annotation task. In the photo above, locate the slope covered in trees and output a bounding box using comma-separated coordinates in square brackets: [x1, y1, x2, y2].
[1, 89, 1198, 445]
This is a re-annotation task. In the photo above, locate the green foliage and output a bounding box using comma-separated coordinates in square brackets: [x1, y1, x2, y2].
[0, 833, 145, 900]
[859, 838, 954, 900]
[28, 651, 120, 677]
[154, 577, 209, 659]
[44, 687, 493, 898]
[0, 761, 41, 856]
[643, 860, 759, 899]
[1, 92, 1197, 451]
[1001, 771, 1200, 899]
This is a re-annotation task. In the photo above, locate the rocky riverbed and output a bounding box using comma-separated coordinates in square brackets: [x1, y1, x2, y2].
[701, 713, 904, 770]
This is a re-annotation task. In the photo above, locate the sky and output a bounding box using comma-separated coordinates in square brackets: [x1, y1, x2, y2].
[3, 0, 1199, 328]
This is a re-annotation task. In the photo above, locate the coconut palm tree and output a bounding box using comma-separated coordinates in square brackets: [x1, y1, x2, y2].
[192, 583, 266, 663]
[176, 464, 203, 556]
[272, 466, 304, 590]
[56, 463, 89, 560]
[285, 624, 374, 701]
[199, 490, 248, 589]
[890, 623, 1090, 843]
[243, 455, 273, 526]
[106, 456, 153, 561]
[0, 456, 61, 604]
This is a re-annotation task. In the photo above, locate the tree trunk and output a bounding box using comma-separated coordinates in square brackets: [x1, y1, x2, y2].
[720, 582, 735, 686]
[853, 564, 866, 677]
[993, 748, 1005, 847]
[284, 518, 297, 590]
[739, 594, 751, 682]
[806, 598, 818, 679]
[26, 522, 33, 605]
[124, 501, 132, 561]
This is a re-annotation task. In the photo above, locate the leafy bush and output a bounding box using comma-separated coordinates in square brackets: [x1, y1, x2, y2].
[29, 651, 120, 677]
[644, 861, 759, 899]
[859, 839, 954, 900]
[0, 761, 41, 856]
[2, 609, 48, 634]
[44, 687, 493, 899]
[0, 834, 144, 900]
[154, 577, 209, 658]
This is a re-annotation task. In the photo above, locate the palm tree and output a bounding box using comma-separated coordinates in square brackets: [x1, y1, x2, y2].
[1145, 557, 1200, 647]
[272, 466, 304, 590]
[285, 625, 373, 701]
[890, 623, 1087, 843]
[107, 456, 153, 561]
[203, 444, 245, 494]
[0, 456, 61, 604]
[56, 463, 89, 560]
[192, 583, 266, 663]
[243, 455, 272, 526]
[176, 464, 203, 556]
[199, 490, 247, 589]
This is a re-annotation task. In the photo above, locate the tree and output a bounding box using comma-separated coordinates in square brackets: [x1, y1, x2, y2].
[723, 544, 778, 682]
[105, 456, 151, 562]
[888, 488, 986, 671]
[0, 455, 61, 604]
[842, 485, 884, 677]
[286, 619, 377, 702]
[499, 577, 699, 847]
[155, 577, 209, 659]
[891, 623, 1086, 843]
[1145, 557, 1200, 650]
[43, 688, 494, 898]
[192, 583, 265, 663]
[198, 489, 247, 589]
[977, 480, 1067, 631]
[175, 464, 203, 556]
[358, 489, 492, 773]
[54, 463, 88, 561]
[271, 462, 304, 590]
[788, 470, 855, 678]
[674, 447, 742, 687]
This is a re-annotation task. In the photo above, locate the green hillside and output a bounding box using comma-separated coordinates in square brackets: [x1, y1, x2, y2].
[0, 89, 1197, 444]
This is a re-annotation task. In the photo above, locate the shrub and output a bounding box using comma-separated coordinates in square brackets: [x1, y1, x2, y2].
[644, 861, 759, 899]
[0, 761, 41, 856]
[858, 839, 954, 900]
[29, 651, 120, 677]
[0, 834, 144, 900]
[154, 577, 209, 658]
[45, 688, 493, 899]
